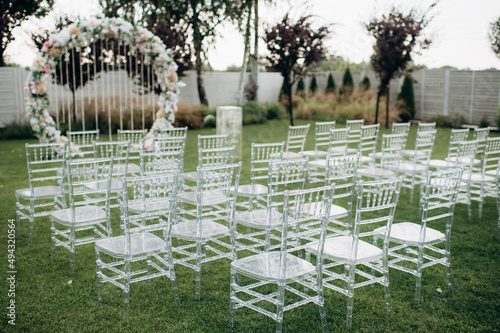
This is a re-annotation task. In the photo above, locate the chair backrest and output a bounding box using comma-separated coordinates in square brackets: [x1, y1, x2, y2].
[267, 159, 308, 205]
[380, 133, 406, 169]
[117, 129, 147, 145]
[313, 121, 336, 152]
[481, 137, 500, 176]
[473, 127, 490, 156]
[196, 162, 242, 208]
[346, 119, 364, 149]
[250, 142, 285, 184]
[198, 134, 228, 150]
[446, 128, 469, 160]
[120, 173, 178, 255]
[417, 122, 436, 133]
[158, 126, 188, 138]
[272, 185, 335, 280]
[94, 141, 130, 176]
[327, 128, 350, 155]
[140, 150, 184, 176]
[358, 124, 380, 157]
[411, 129, 437, 165]
[352, 178, 402, 259]
[153, 136, 186, 154]
[198, 146, 236, 168]
[391, 122, 411, 136]
[25, 142, 67, 196]
[420, 168, 463, 232]
[67, 130, 99, 158]
[64, 158, 113, 226]
[285, 124, 310, 153]
[454, 140, 478, 171]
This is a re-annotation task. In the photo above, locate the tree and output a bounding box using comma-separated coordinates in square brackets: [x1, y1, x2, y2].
[0, 0, 53, 66]
[489, 16, 500, 60]
[264, 14, 329, 125]
[325, 73, 336, 94]
[296, 78, 305, 98]
[397, 74, 416, 122]
[309, 76, 318, 95]
[366, 5, 435, 127]
[359, 76, 371, 91]
[339, 67, 354, 99]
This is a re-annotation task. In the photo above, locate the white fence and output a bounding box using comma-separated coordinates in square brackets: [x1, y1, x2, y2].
[1, 67, 499, 128]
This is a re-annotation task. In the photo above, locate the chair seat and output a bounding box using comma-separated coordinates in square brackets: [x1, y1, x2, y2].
[309, 236, 383, 263]
[397, 162, 428, 172]
[302, 202, 348, 219]
[428, 159, 451, 169]
[50, 206, 107, 226]
[232, 252, 315, 281]
[235, 209, 283, 228]
[128, 198, 171, 214]
[357, 166, 397, 179]
[182, 170, 218, 182]
[235, 184, 268, 196]
[177, 190, 229, 206]
[309, 159, 327, 169]
[281, 152, 303, 160]
[113, 163, 141, 175]
[446, 156, 481, 165]
[401, 150, 427, 157]
[359, 155, 374, 163]
[95, 233, 166, 258]
[15, 186, 61, 199]
[461, 171, 495, 182]
[171, 219, 229, 241]
[377, 222, 444, 245]
[302, 150, 328, 158]
[85, 178, 122, 192]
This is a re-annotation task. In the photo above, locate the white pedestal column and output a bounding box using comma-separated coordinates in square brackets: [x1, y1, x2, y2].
[216, 106, 242, 159]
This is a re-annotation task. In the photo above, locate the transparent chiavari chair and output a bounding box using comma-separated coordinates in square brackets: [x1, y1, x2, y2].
[346, 119, 364, 153]
[95, 173, 181, 324]
[235, 142, 285, 210]
[158, 126, 188, 138]
[198, 134, 229, 149]
[454, 140, 478, 220]
[172, 162, 242, 300]
[471, 127, 490, 171]
[428, 128, 469, 170]
[16, 142, 67, 243]
[307, 178, 402, 329]
[67, 129, 100, 158]
[140, 150, 184, 176]
[153, 136, 187, 154]
[391, 122, 410, 137]
[358, 133, 405, 179]
[396, 130, 437, 202]
[375, 168, 462, 306]
[281, 124, 310, 160]
[302, 121, 336, 159]
[234, 158, 308, 255]
[230, 185, 335, 333]
[117, 129, 147, 171]
[465, 137, 500, 218]
[93, 140, 131, 187]
[50, 158, 113, 276]
[357, 124, 380, 168]
[401, 122, 436, 158]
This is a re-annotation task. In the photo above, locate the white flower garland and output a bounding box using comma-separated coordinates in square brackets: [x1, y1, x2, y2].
[25, 17, 184, 143]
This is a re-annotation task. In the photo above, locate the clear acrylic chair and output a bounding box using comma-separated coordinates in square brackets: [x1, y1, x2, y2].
[428, 128, 469, 170]
[453, 140, 479, 220]
[234, 158, 308, 255]
[158, 126, 188, 138]
[375, 168, 462, 306]
[16, 142, 67, 243]
[396, 130, 437, 202]
[198, 134, 229, 149]
[281, 124, 310, 159]
[401, 122, 436, 158]
[67, 129, 100, 158]
[117, 129, 147, 169]
[302, 121, 336, 159]
[235, 142, 285, 210]
[307, 178, 402, 329]
[140, 150, 184, 176]
[230, 185, 335, 333]
[391, 122, 410, 137]
[50, 157, 113, 276]
[173, 162, 242, 300]
[465, 137, 500, 218]
[471, 127, 490, 172]
[346, 119, 364, 153]
[95, 173, 181, 324]
[358, 133, 406, 180]
[357, 124, 380, 168]
[153, 136, 187, 154]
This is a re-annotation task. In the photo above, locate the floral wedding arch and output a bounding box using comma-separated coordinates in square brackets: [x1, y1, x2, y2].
[25, 17, 184, 143]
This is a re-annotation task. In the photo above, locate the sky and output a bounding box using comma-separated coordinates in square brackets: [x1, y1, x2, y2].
[5, 0, 500, 71]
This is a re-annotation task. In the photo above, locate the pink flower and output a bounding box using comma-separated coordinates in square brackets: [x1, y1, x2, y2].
[92, 21, 101, 27]
[43, 41, 52, 48]
[43, 67, 50, 74]
[138, 44, 144, 50]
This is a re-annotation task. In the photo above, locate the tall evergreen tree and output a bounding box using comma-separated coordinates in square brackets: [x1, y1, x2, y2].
[397, 75, 416, 122]
[325, 73, 336, 94]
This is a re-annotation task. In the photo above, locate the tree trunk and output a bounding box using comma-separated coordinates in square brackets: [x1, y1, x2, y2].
[72, 90, 77, 125]
[236, 7, 252, 105]
[193, 14, 208, 106]
[0, 44, 5, 67]
[284, 74, 294, 126]
[250, 0, 259, 102]
[385, 85, 390, 129]
[375, 89, 381, 124]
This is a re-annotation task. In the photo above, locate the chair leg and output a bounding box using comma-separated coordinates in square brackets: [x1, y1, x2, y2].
[96, 249, 103, 303]
[346, 263, 356, 330]
[317, 280, 328, 333]
[276, 281, 285, 333]
[383, 259, 392, 316]
[415, 245, 424, 307]
[123, 261, 131, 324]
[29, 199, 35, 243]
[195, 242, 202, 301]
[70, 226, 76, 277]
[229, 269, 237, 333]
[51, 220, 56, 262]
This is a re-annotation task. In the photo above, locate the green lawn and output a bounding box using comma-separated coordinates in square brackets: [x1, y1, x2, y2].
[0, 120, 499, 332]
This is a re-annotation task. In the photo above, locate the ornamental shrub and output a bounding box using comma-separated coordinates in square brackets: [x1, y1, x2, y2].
[296, 78, 306, 98]
[309, 76, 318, 95]
[242, 101, 267, 125]
[266, 102, 286, 120]
[397, 75, 416, 122]
[325, 73, 336, 94]
[339, 68, 354, 99]
[359, 76, 371, 91]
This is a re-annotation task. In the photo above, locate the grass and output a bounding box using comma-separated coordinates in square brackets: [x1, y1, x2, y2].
[0, 119, 499, 332]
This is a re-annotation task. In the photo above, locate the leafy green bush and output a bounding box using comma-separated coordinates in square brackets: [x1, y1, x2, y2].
[309, 76, 318, 95]
[242, 101, 267, 125]
[495, 105, 500, 128]
[0, 121, 36, 140]
[480, 116, 490, 128]
[397, 75, 416, 122]
[339, 68, 354, 98]
[430, 113, 467, 128]
[325, 73, 336, 94]
[359, 76, 371, 91]
[266, 102, 286, 120]
[296, 78, 306, 98]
